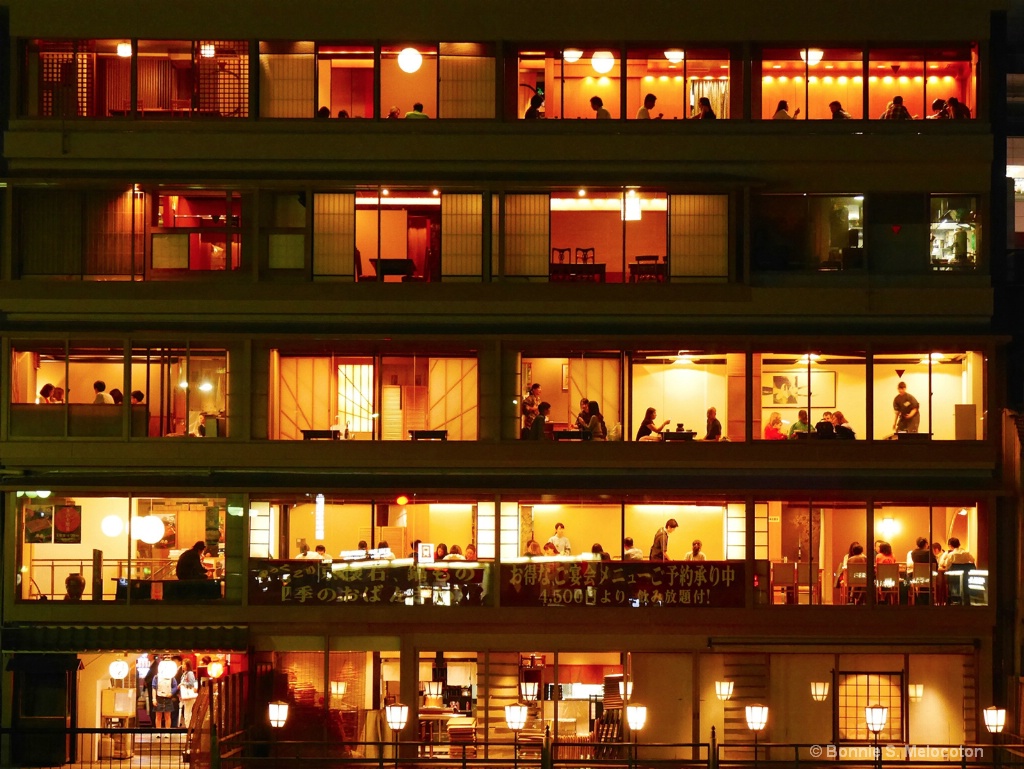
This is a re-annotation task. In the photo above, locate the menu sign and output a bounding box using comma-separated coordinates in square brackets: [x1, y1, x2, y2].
[53, 505, 83, 544]
[500, 560, 745, 608]
[249, 559, 488, 606]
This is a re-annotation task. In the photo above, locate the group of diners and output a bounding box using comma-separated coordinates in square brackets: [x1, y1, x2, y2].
[294, 539, 479, 563]
[522, 520, 709, 562]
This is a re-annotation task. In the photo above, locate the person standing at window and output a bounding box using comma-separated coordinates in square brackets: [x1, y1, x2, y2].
[649, 518, 678, 560]
[892, 382, 920, 433]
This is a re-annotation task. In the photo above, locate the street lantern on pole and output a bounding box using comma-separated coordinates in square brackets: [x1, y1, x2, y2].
[505, 704, 528, 769]
[864, 705, 888, 769]
[745, 705, 768, 769]
[385, 703, 409, 769]
[626, 704, 647, 769]
[985, 706, 1006, 769]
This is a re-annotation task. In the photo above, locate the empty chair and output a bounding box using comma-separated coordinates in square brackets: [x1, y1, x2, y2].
[875, 562, 900, 605]
[552, 247, 571, 264]
[909, 562, 932, 605]
[796, 561, 820, 604]
[771, 561, 797, 604]
[575, 247, 595, 264]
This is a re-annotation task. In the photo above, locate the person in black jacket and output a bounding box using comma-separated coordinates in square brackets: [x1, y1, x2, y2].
[176, 541, 209, 580]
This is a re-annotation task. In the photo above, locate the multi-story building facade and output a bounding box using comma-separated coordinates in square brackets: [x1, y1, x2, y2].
[1, 0, 1018, 765]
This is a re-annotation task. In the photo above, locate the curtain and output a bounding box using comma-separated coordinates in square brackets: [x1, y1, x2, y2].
[690, 80, 729, 119]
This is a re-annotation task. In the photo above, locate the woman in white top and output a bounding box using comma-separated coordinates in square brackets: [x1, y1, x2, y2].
[772, 100, 800, 120]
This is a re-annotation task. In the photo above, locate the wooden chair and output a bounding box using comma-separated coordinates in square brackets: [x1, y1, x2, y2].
[552, 247, 571, 264]
[771, 561, 797, 604]
[575, 247, 595, 264]
[908, 562, 932, 605]
[875, 562, 900, 605]
[845, 563, 868, 604]
[796, 561, 820, 604]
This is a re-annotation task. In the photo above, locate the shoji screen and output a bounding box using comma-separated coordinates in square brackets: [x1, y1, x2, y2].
[668, 194, 729, 279]
[502, 194, 549, 279]
[259, 53, 314, 118]
[568, 358, 621, 430]
[441, 194, 483, 280]
[428, 358, 479, 440]
[84, 188, 141, 276]
[313, 193, 356, 278]
[439, 44, 495, 118]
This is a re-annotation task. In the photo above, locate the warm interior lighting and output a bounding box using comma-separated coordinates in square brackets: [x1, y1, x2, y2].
[137, 516, 166, 545]
[878, 516, 898, 538]
[505, 704, 529, 731]
[108, 659, 130, 681]
[563, 49, 583, 63]
[198, 382, 214, 392]
[551, 197, 666, 213]
[664, 49, 685, 64]
[591, 51, 615, 74]
[907, 684, 923, 702]
[385, 703, 409, 731]
[200, 43, 216, 59]
[801, 49, 824, 66]
[622, 190, 642, 222]
[810, 681, 829, 702]
[520, 682, 539, 702]
[745, 705, 768, 731]
[331, 681, 348, 696]
[315, 493, 325, 540]
[984, 707, 1006, 734]
[396, 495, 409, 506]
[117, 42, 132, 58]
[101, 515, 124, 537]
[715, 681, 734, 701]
[397, 47, 422, 73]
[864, 705, 888, 734]
[619, 681, 634, 699]
[207, 661, 225, 679]
[355, 196, 441, 207]
[268, 701, 289, 728]
[626, 704, 647, 731]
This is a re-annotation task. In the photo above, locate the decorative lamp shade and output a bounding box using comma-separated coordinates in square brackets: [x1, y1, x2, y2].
[622, 191, 642, 222]
[138, 516, 165, 545]
[563, 49, 583, 63]
[331, 681, 348, 696]
[117, 42, 132, 58]
[907, 684, 923, 702]
[101, 515, 125, 537]
[618, 681, 634, 699]
[984, 707, 1006, 734]
[800, 48, 824, 66]
[109, 660, 130, 681]
[591, 51, 615, 74]
[864, 705, 888, 734]
[268, 700, 289, 728]
[626, 704, 647, 731]
[207, 661, 225, 679]
[200, 43, 216, 58]
[810, 681, 830, 702]
[664, 49, 685, 64]
[385, 703, 409, 731]
[745, 705, 769, 732]
[397, 47, 423, 73]
[520, 682, 539, 702]
[423, 681, 443, 696]
[715, 681, 734, 701]
[505, 704, 529, 731]
[157, 659, 178, 680]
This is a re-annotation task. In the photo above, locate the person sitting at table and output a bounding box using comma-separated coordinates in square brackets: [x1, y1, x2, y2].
[376, 540, 395, 560]
[684, 539, 706, 561]
[622, 537, 644, 560]
[528, 402, 552, 440]
[788, 409, 812, 438]
[636, 93, 663, 120]
[636, 407, 670, 441]
[443, 544, 466, 561]
[875, 542, 897, 564]
[828, 101, 852, 120]
[39, 383, 55, 403]
[464, 543, 478, 561]
[590, 96, 611, 119]
[52, 386, 65, 403]
[772, 99, 800, 120]
[525, 540, 543, 557]
[815, 411, 835, 438]
[703, 407, 723, 441]
[591, 543, 605, 558]
[405, 102, 430, 119]
[694, 96, 716, 119]
[525, 93, 544, 119]
[435, 543, 448, 561]
[832, 411, 855, 439]
[176, 541, 211, 580]
[131, 389, 145, 404]
[574, 398, 590, 428]
[908, 537, 936, 567]
[586, 400, 607, 440]
[927, 98, 949, 119]
[946, 96, 971, 120]
[764, 412, 787, 440]
[939, 537, 975, 570]
[542, 541, 558, 556]
[879, 95, 913, 120]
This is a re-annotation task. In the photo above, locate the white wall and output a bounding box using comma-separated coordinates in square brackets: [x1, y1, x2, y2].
[632, 363, 727, 438]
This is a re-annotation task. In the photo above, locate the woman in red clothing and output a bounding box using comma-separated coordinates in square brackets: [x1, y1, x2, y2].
[764, 411, 787, 440]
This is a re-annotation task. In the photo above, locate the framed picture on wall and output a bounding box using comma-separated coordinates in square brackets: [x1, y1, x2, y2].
[761, 370, 836, 409]
[561, 364, 569, 392]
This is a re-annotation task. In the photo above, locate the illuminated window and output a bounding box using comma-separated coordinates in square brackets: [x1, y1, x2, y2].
[837, 672, 902, 742]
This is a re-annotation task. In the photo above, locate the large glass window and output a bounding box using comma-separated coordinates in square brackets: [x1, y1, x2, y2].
[149, 190, 244, 272]
[270, 350, 477, 440]
[871, 351, 985, 440]
[870, 46, 976, 121]
[15, 492, 233, 602]
[761, 48, 863, 120]
[751, 195, 864, 271]
[130, 345, 230, 438]
[356, 188, 440, 281]
[534, 47, 621, 120]
[520, 354, 621, 439]
[630, 350, 744, 441]
[137, 40, 249, 118]
[381, 44, 438, 119]
[21, 39, 127, 118]
[930, 195, 979, 271]
[625, 48, 730, 120]
[755, 351, 867, 440]
[316, 43, 374, 118]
